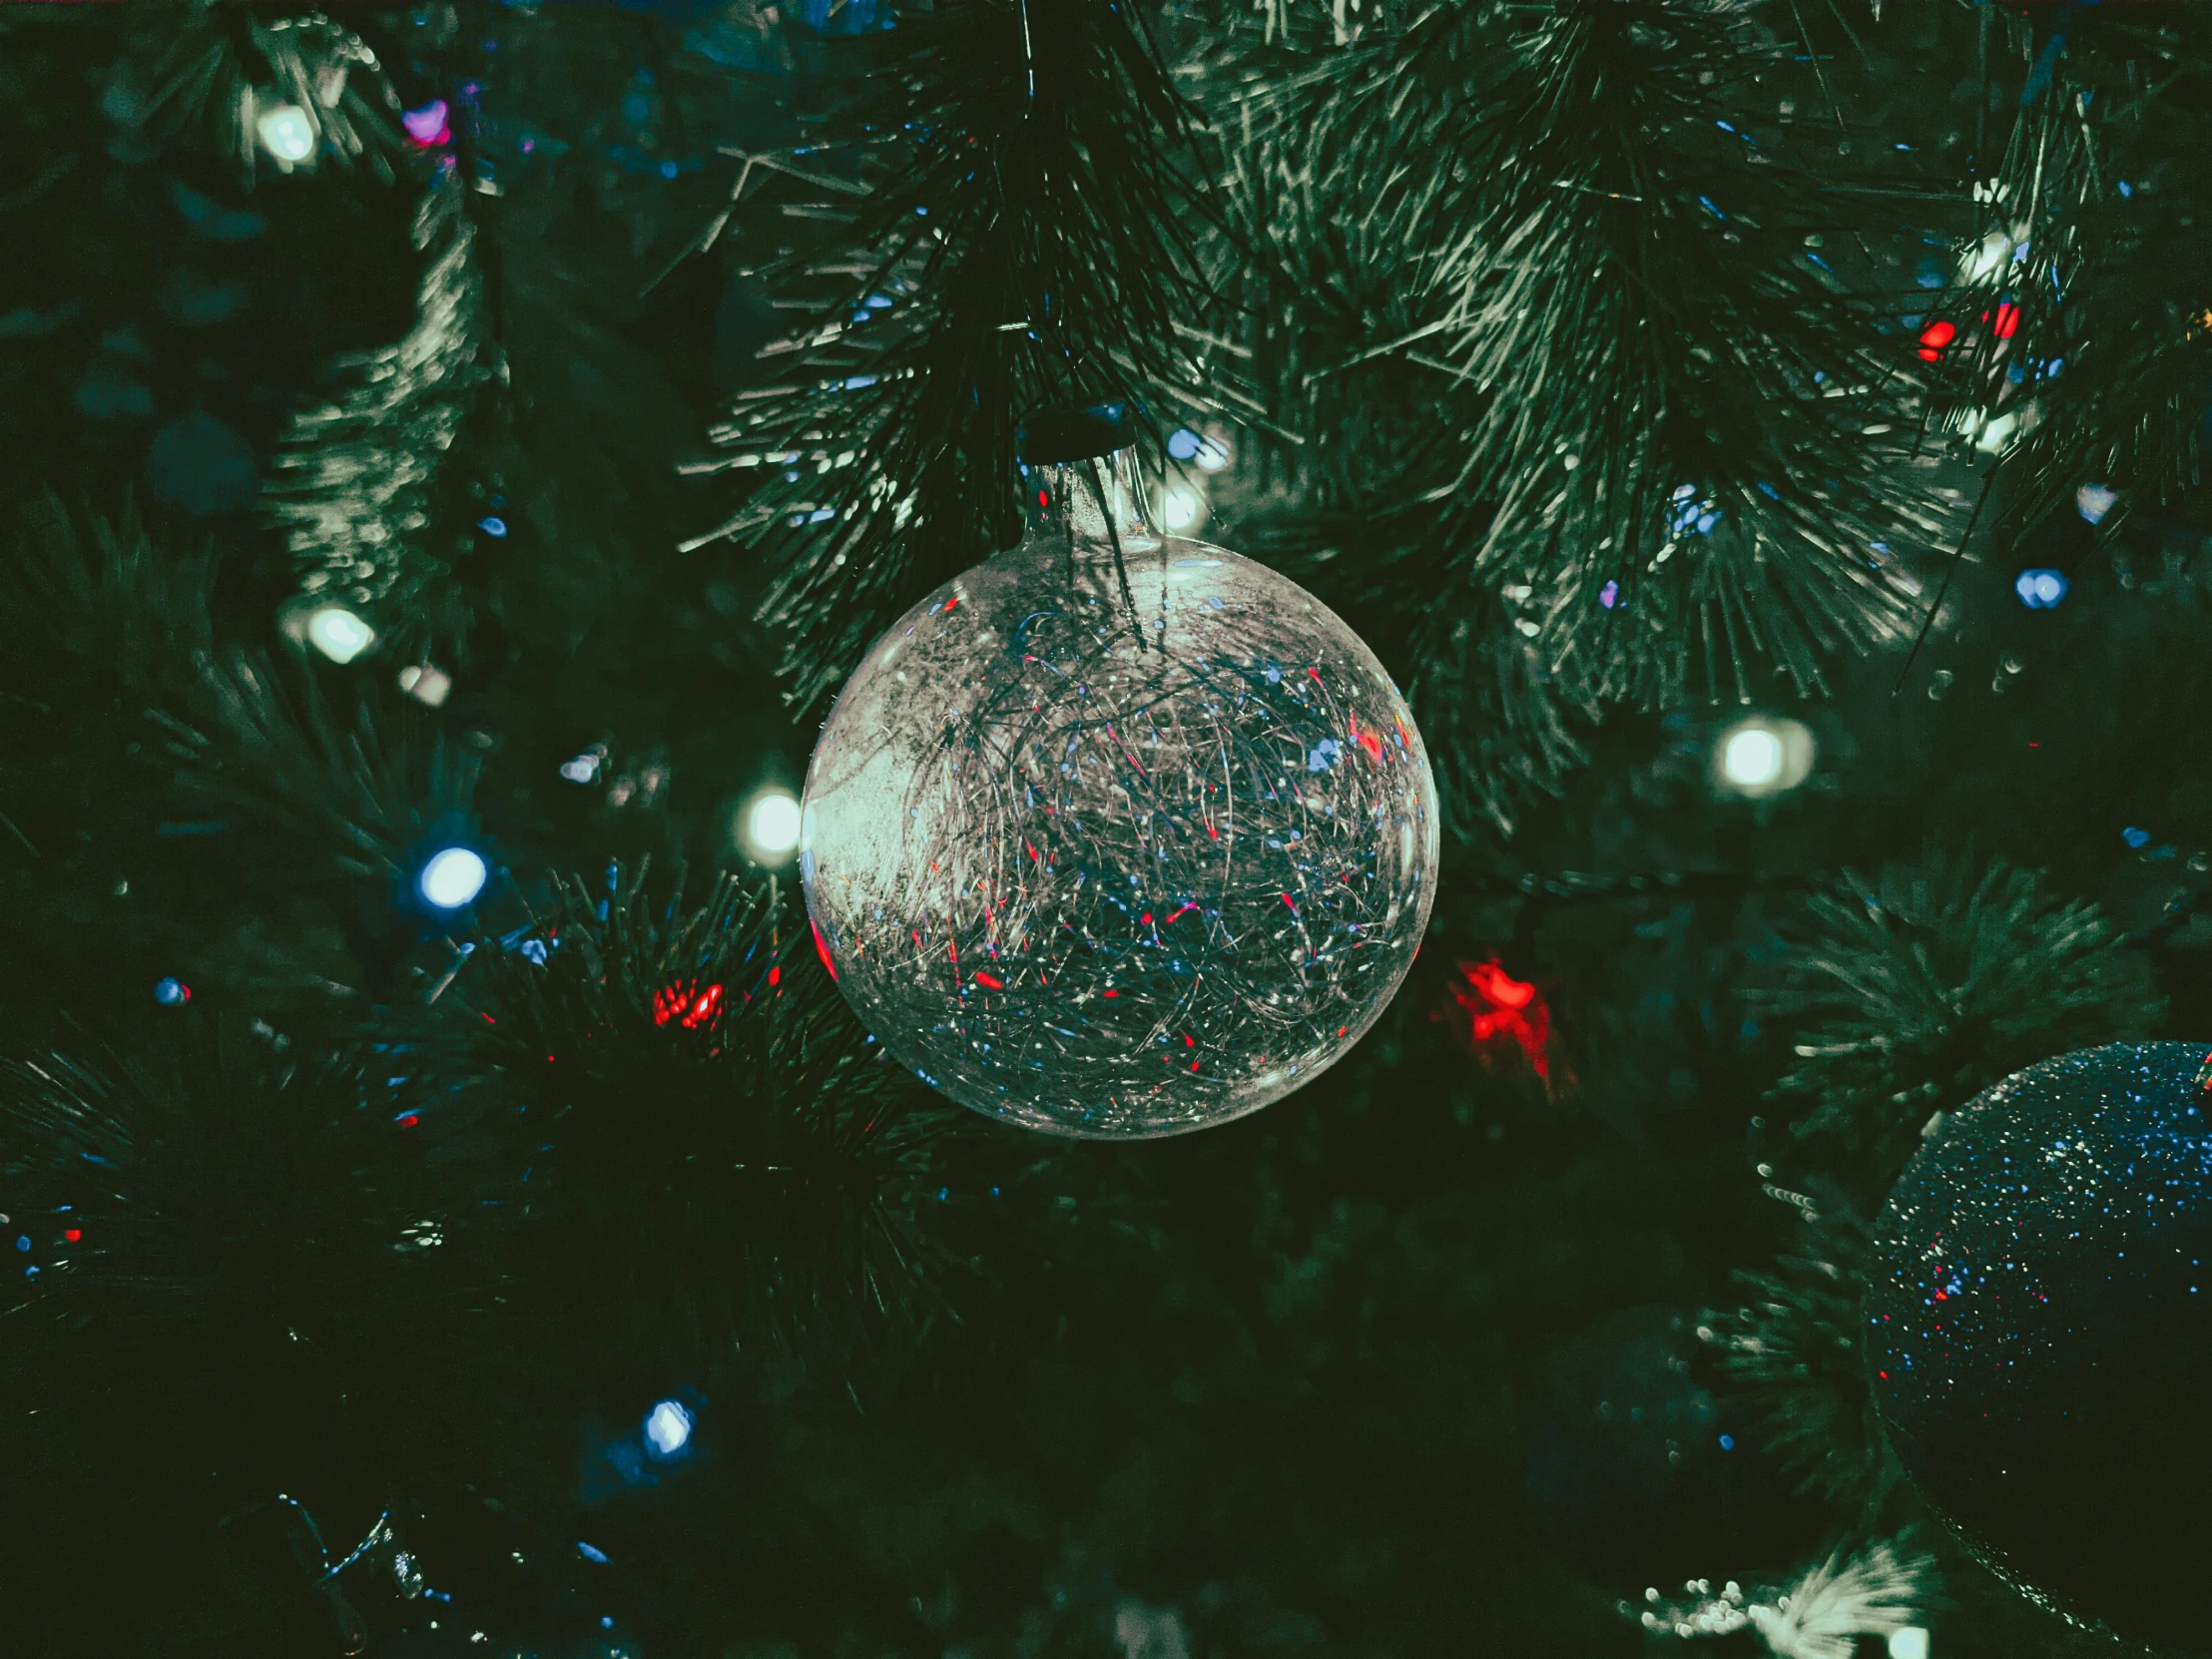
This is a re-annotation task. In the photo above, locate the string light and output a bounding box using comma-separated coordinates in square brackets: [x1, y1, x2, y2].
[419, 846, 488, 910]
[401, 99, 450, 147]
[741, 789, 802, 862]
[643, 1399, 694, 1458]
[398, 663, 453, 707]
[2075, 484, 2116, 525]
[256, 102, 316, 165]
[304, 606, 375, 664]
[2014, 569, 2068, 610]
[1713, 715, 1816, 800]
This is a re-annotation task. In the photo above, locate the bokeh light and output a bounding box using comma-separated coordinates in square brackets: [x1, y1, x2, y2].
[742, 789, 802, 862]
[1160, 483, 1205, 532]
[644, 1398, 694, 1459]
[1713, 715, 1816, 800]
[256, 103, 315, 164]
[304, 606, 375, 664]
[419, 846, 488, 910]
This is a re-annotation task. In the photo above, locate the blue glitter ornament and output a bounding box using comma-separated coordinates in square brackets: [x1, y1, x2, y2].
[1870, 1043, 2212, 1650]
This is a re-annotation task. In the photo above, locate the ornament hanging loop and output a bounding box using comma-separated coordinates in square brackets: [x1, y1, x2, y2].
[1016, 401, 1154, 650]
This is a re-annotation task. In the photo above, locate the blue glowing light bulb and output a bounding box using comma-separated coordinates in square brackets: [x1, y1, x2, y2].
[419, 846, 488, 909]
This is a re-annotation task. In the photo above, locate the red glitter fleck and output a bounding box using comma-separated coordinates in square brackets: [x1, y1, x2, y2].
[1350, 723, 1384, 764]
[943, 595, 960, 613]
[396, 1113, 419, 1129]
[1141, 912, 1153, 924]
[768, 965, 781, 987]
[63, 1229, 81, 1243]
[1989, 301, 2020, 339]
[974, 971, 1004, 989]
[1103, 989, 1119, 998]
[812, 916, 838, 980]
[1280, 892, 1298, 912]
[1917, 318, 1956, 361]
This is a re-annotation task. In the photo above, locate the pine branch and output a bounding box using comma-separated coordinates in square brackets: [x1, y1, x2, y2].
[1632, 1534, 1936, 1658]
[433, 863, 978, 1379]
[168, 652, 481, 892]
[103, 0, 404, 183]
[690, 0, 1203, 710]
[266, 167, 501, 643]
[1762, 851, 2162, 1187]
[1931, 10, 2212, 543]
[1, 493, 217, 707]
[1704, 1200, 1894, 1503]
[1422, 1, 1939, 710]
[0, 1022, 475, 1653]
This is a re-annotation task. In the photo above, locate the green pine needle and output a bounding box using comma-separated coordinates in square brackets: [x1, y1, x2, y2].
[1764, 851, 2163, 1182]
[691, 0, 1202, 711]
[439, 863, 974, 1375]
[267, 170, 498, 641]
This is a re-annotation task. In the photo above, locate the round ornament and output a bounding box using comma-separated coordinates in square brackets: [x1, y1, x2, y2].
[1868, 1043, 2212, 1650]
[800, 414, 1439, 1138]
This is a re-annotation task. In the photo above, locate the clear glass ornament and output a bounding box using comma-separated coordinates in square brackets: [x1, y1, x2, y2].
[800, 433, 1439, 1138]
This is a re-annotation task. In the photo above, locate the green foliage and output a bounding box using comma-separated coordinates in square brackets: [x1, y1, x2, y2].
[1706, 1201, 1895, 1505]
[1929, 8, 2212, 546]
[1172, 0, 1950, 834]
[170, 652, 480, 892]
[695, 0, 1202, 709]
[1766, 852, 2162, 1183]
[1421, 2, 1933, 708]
[441, 864, 975, 1375]
[102, 0, 403, 183]
[0, 1024, 466, 1654]
[267, 170, 498, 643]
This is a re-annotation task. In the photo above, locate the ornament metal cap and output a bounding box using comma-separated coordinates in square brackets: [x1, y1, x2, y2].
[1016, 400, 1139, 464]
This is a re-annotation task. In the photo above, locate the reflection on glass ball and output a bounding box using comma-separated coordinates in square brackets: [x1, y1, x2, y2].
[801, 464, 1438, 1139]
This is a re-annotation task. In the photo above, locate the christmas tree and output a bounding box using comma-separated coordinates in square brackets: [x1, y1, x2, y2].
[4, 2, 2207, 1655]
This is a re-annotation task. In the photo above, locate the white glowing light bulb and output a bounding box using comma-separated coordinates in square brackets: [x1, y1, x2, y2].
[1192, 435, 1231, 474]
[1722, 726, 1785, 789]
[256, 103, 316, 164]
[1889, 1628, 1931, 1659]
[1161, 484, 1204, 532]
[419, 846, 487, 909]
[743, 790, 803, 861]
[304, 606, 375, 664]
[643, 1399, 693, 1458]
[1714, 715, 1816, 800]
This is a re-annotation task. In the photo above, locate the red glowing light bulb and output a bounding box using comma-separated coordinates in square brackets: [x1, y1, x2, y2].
[1917, 319, 1957, 362]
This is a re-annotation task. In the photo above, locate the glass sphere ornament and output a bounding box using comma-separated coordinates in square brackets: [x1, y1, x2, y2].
[800, 408, 1439, 1138]
[1868, 1043, 2212, 1651]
